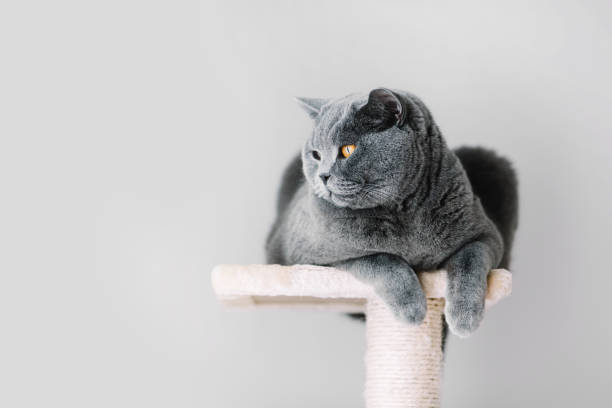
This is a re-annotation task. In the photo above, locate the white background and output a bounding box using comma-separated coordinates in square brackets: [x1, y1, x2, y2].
[2, 0, 612, 406]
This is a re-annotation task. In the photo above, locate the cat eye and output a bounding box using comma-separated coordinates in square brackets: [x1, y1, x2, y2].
[311, 151, 321, 160]
[340, 144, 356, 158]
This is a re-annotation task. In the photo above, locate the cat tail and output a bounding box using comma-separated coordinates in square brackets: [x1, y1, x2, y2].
[454, 146, 519, 269]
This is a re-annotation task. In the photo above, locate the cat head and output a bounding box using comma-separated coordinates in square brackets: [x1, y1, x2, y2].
[297, 88, 439, 209]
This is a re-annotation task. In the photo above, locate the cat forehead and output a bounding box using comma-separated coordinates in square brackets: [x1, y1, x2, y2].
[311, 94, 368, 145]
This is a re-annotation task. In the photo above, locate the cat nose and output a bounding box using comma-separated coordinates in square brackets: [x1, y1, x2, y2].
[320, 173, 330, 185]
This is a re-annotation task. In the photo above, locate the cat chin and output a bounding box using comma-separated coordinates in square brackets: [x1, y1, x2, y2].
[315, 186, 379, 209]
[329, 193, 378, 210]
[328, 193, 350, 208]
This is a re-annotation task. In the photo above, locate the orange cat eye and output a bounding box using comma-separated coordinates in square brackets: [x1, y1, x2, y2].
[340, 144, 356, 158]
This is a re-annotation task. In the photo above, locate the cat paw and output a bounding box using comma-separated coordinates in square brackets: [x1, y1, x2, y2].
[444, 298, 485, 338]
[387, 291, 427, 325]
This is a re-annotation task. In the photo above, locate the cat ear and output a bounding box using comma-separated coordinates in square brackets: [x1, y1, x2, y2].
[355, 88, 408, 130]
[295, 97, 328, 119]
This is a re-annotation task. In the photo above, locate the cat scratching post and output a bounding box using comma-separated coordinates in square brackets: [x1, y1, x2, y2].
[212, 264, 511, 408]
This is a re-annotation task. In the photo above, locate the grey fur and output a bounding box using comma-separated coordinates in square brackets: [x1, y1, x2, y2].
[266, 89, 518, 337]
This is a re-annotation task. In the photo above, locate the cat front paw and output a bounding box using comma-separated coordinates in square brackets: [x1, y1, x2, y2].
[394, 296, 427, 325]
[444, 297, 485, 338]
[384, 289, 427, 325]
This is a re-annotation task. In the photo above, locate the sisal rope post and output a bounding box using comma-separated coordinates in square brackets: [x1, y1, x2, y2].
[366, 297, 444, 408]
[212, 264, 511, 408]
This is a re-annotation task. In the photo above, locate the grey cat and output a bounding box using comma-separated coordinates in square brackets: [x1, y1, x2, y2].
[266, 88, 518, 337]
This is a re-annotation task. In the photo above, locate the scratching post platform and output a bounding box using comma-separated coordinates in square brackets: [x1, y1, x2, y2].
[212, 264, 511, 408]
